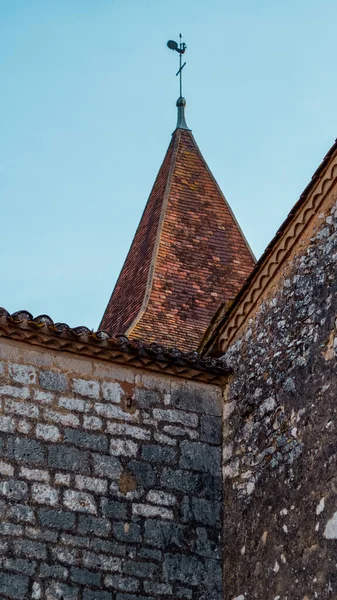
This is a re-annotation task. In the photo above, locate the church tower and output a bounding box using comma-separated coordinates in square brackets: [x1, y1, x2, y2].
[100, 92, 255, 351]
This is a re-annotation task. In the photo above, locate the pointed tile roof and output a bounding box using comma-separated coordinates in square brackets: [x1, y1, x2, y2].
[100, 99, 255, 351]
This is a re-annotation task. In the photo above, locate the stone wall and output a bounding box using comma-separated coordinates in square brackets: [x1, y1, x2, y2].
[0, 339, 223, 600]
[223, 196, 337, 599]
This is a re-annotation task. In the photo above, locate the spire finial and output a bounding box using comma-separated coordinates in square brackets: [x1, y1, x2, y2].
[167, 34, 187, 97]
[167, 34, 190, 131]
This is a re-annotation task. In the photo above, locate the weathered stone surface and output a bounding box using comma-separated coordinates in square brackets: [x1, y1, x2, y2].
[134, 388, 161, 408]
[0, 522, 23, 536]
[6, 436, 44, 464]
[95, 402, 138, 421]
[46, 582, 79, 600]
[110, 438, 138, 457]
[8, 503, 35, 523]
[128, 460, 156, 487]
[91, 538, 134, 557]
[48, 445, 90, 473]
[32, 582, 41, 599]
[33, 389, 54, 404]
[61, 533, 91, 548]
[55, 473, 71, 486]
[105, 574, 139, 592]
[20, 467, 49, 482]
[38, 508, 76, 530]
[163, 553, 201, 585]
[83, 415, 102, 430]
[44, 408, 79, 427]
[0, 415, 15, 432]
[82, 551, 121, 572]
[0, 479, 28, 500]
[190, 497, 221, 526]
[164, 554, 222, 598]
[40, 563, 69, 579]
[171, 383, 222, 416]
[195, 527, 221, 559]
[75, 475, 107, 494]
[70, 566, 101, 587]
[123, 559, 158, 578]
[0, 342, 223, 599]
[28, 526, 58, 542]
[100, 498, 128, 520]
[199, 473, 223, 500]
[4, 398, 39, 418]
[64, 428, 108, 452]
[78, 515, 111, 537]
[141, 444, 176, 464]
[115, 595, 154, 600]
[132, 503, 173, 519]
[72, 378, 100, 399]
[176, 587, 193, 599]
[39, 370, 67, 392]
[113, 522, 141, 543]
[144, 581, 173, 595]
[2, 557, 37, 576]
[137, 547, 162, 562]
[83, 590, 112, 600]
[36, 422, 60, 442]
[153, 408, 198, 428]
[0, 572, 29, 599]
[107, 422, 151, 440]
[93, 453, 122, 479]
[146, 489, 176, 506]
[14, 538, 47, 560]
[200, 415, 222, 444]
[102, 381, 123, 403]
[0, 385, 30, 399]
[51, 545, 81, 566]
[163, 425, 198, 440]
[8, 363, 36, 384]
[59, 396, 91, 412]
[144, 519, 189, 550]
[17, 419, 32, 434]
[180, 441, 220, 475]
[64, 490, 97, 514]
[221, 198, 337, 598]
[32, 482, 58, 505]
[161, 467, 199, 495]
[0, 460, 14, 476]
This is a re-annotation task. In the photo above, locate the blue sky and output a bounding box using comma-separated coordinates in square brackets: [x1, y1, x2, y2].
[1, 0, 336, 329]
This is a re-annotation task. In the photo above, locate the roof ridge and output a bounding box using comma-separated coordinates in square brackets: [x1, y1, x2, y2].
[125, 129, 182, 336]
[99, 132, 178, 335]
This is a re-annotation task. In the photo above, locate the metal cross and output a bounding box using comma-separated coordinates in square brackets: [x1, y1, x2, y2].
[167, 34, 187, 98]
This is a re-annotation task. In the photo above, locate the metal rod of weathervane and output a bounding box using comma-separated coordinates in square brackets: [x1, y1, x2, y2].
[166, 34, 187, 98]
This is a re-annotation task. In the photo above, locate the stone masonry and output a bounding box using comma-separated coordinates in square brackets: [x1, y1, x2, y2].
[0, 340, 223, 600]
[223, 196, 337, 598]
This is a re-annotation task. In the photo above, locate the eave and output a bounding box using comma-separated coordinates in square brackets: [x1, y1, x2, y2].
[0, 308, 231, 386]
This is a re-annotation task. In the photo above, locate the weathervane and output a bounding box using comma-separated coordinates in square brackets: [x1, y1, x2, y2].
[167, 34, 187, 98]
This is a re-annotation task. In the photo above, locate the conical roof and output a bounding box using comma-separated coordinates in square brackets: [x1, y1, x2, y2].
[100, 100, 255, 351]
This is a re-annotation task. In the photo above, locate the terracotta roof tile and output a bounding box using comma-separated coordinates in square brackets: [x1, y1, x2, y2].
[100, 127, 255, 351]
[0, 308, 231, 384]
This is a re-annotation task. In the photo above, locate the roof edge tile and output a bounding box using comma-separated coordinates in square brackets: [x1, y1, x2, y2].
[0, 308, 231, 384]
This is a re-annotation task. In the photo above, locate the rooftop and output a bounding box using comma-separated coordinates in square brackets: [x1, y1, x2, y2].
[0, 307, 231, 385]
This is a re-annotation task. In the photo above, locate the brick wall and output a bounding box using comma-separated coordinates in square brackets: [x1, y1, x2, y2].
[223, 195, 337, 598]
[0, 340, 223, 600]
